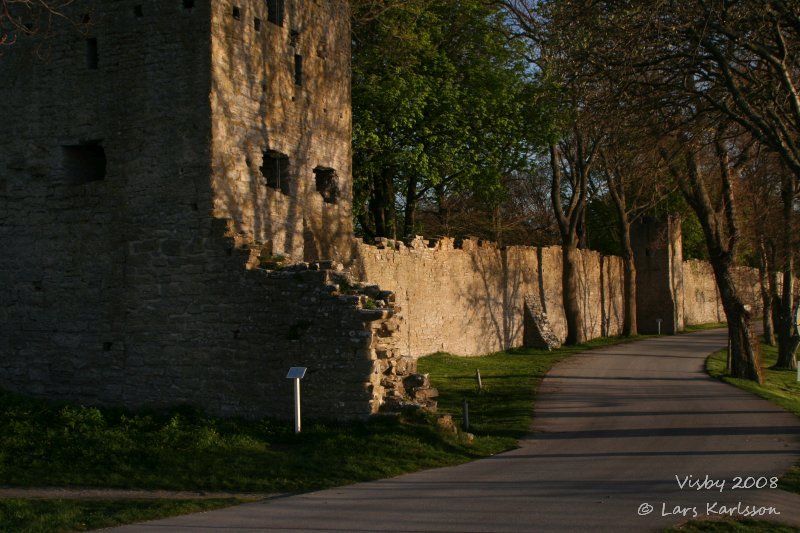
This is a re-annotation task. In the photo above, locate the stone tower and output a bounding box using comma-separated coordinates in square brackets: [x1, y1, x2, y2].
[0, 0, 405, 419]
[631, 216, 685, 334]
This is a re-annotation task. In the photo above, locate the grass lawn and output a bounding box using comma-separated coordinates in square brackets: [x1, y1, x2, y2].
[0, 334, 640, 532]
[0, 498, 243, 533]
[684, 322, 728, 332]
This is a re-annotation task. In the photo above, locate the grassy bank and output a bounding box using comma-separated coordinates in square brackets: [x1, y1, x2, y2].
[0, 335, 640, 532]
[417, 335, 646, 442]
[685, 341, 800, 532]
[666, 517, 800, 532]
[684, 322, 727, 332]
[706, 342, 800, 497]
[0, 499, 242, 533]
[706, 342, 800, 418]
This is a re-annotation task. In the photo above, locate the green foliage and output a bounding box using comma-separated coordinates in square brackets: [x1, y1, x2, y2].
[682, 212, 709, 261]
[585, 198, 621, 256]
[0, 499, 240, 533]
[351, 0, 552, 237]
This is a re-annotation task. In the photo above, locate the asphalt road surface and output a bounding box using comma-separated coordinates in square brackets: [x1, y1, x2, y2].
[109, 329, 800, 532]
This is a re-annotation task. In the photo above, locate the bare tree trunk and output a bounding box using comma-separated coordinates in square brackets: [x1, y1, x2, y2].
[402, 176, 418, 238]
[775, 267, 800, 369]
[769, 268, 783, 346]
[758, 240, 775, 345]
[607, 170, 637, 336]
[369, 168, 395, 238]
[550, 139, 591, 345]
[663, 140, 763, 382]
[713, 265, 764, 381]
[775, 174, 799, 369]
[621, 247, 637, 337]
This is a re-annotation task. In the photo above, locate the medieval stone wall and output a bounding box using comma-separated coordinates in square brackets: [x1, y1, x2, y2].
[0, 0, 770, 422]
[210, 0, 353, 264]
[351, 237, 625, 357]
[682, 260, 762, 325]
[0, 0, 392, 420]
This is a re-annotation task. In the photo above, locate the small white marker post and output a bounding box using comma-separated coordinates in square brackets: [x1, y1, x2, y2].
[656, 319, 663, 336]
[286, 367, 307, 433]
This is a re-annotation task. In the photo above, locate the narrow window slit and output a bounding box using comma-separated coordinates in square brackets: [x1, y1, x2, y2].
[294, 54, 303, 86]
[86, 38, 98, 69]
[260, 150, 290, 195]
[314, 167, 339, 204]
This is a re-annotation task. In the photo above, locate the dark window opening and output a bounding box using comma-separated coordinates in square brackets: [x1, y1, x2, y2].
[182, 0, 194, 9]
[314, 167, 339, 204]
[266, 0, 283, 26]
[232, 6, 241, 19]
[86, 38, 98, 69]
[289, 29, 300, 47]
[260, 150, 290, 195]
[133, 5, 143, 16]
[62, 142, 107, 185]
[254, 17, 261, 31]
[294, 54, 303, 86]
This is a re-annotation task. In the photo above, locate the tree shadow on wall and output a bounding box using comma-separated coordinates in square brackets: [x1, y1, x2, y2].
[458, 242, 530, 352]
[210, 0, 352, 260]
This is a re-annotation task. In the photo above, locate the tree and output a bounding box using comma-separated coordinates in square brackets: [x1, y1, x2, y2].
[351, 0, 544, 239]
[1, 0, 80, 49]
[676, 1, 800, 185]
[662, 128, 764, 382]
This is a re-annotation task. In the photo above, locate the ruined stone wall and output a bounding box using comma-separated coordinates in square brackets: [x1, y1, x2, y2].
[0, 0, 214, 404]
[0, 0, 398, 420]
[351, 238, 624, 357]
[1, 0, 770, 422]
[210, 0, 353, 263]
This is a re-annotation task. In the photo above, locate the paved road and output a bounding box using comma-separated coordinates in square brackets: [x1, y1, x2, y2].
[109, 329, 800, 532]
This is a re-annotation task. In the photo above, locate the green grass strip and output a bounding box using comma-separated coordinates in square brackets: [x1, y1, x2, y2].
[684, 322, 728, 332]
[664, 517, 800, 532]
[0, 498, 242, 533]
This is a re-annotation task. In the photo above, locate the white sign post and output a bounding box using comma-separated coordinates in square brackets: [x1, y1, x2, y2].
[656, 319, 663, 336]
[286, 367, 307, 433]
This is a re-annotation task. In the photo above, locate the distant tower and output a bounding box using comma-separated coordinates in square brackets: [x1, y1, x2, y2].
[631, 216, 685, 334]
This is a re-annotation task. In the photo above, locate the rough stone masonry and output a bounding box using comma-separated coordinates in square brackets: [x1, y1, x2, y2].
[0, 0, 760, 419]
